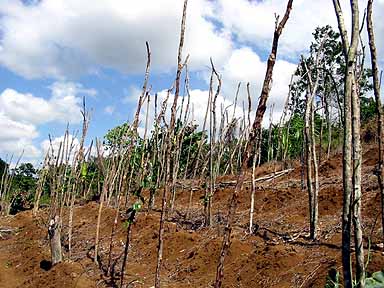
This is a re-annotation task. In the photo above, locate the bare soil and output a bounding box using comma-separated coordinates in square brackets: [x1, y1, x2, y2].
[1, 144, 384, 287]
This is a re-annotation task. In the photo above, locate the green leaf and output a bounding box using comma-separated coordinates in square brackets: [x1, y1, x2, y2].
[81, 163, 88, 178]
[123, 220, 131, 229]
[372, 271, 384, 283]
[365, 271, 384, 288]
[325, 267, 339, 288]
[132, 202, 141, 211]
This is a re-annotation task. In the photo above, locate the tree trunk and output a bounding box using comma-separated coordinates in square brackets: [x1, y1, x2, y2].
[48, 215, 62, 265]
[304, 90, 315, 239]
[367, 0, 384, 241]
[332, 0, 363, 286]
[33, 162, 48, 216]
[278, 76, 293, 161]
[352, 81, 365, 287]
[155, 1, 188, 286]
[325, 92, 332, 159]
[94, 185, 107, 263]
[120, 221, 133, 287]
[267, 104, 274, 163]
[214, 1, 293, 286]
[310, 103, 319, 240]
[249, 154, 257, 233]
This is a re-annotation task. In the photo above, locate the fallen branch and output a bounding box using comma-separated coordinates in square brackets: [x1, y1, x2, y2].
[216, 168, 294, 187]
[0, 227, 17, 239]
[175, 169, 294, 190]
[0, 227, 17, 233]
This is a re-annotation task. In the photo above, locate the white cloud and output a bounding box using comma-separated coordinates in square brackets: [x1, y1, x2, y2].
[0, 82, 94, 125]
[135, 86, 248, 140]
[135, 88, 236, 138]
[43, 133, 100, 160]
[0, 0, 232, 79]
[41, 134, 80, 158]
[216, 0, 384, 61]
[214, 47, 297, 125]
[0, 89, 51, 125]
[1, 0, 383, 163]
[132, 46, 297, 136]
[370, 1, 384, 66]
[0, 113, 40, 158]
[40, 134, 90, 165]
[159, 89, 242, 130]
[0, 0, 382, 80]
[0, 81, 95, 160]
[122, 85, 142, 104]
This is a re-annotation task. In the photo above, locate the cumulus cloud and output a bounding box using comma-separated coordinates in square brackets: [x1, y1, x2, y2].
[216, 0, 384, 60]
[122, 85, 142, 104]
[0, 113, 40, 158]
[0, 81, 95, 159]
[132, 45, 297, 136]
[135, 88, 243, 138]
[2, 0, 383, 163]
[0, 0, 232, 79]
[211, 47, 297, 125]
[0, 82, 94, 125]
[0, 82, 96, 125]
[41, 133, 101, 163]
[0, 0, 382, 78]
[41, 134, 80, 158]
[0, 89, 67, 124]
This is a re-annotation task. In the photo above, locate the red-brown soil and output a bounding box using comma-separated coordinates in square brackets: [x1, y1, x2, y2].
[1, 144, 384, 287]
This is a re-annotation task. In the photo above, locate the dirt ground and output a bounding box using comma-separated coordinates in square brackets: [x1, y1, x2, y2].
[1, 144, 384, 287]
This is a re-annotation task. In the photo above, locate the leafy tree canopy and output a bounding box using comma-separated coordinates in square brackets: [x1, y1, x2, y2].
[0, 158, 8, 177]
[103, 122, 138, 151]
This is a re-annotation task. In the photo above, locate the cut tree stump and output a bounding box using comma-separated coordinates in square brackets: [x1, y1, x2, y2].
[48, 215, 62, 265]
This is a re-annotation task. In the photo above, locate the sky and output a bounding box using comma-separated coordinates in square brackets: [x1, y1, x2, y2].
[0, 0, 383, 165]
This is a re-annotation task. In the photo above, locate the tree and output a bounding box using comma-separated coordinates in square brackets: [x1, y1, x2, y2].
[0, 158, 7, 178]
[367, 0, 384, 243]
[215, 1, 293, 286]
[104, 122, 137, 152]
[0, 158, 11, 215]
[155, 0, 188, 286]
[10, 163, 37, 214]
[301, 53, 322, 241]
[360, 96, 377, 123]
[174, 121, 205, 177]
[290, 25, 371, 161]
[332, 0, 365, 286]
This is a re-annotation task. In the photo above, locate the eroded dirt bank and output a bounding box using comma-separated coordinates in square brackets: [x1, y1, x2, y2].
[1, 145, 384, 287]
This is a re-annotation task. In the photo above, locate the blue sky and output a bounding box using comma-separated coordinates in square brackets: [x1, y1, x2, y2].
[0, 0, 383, 164]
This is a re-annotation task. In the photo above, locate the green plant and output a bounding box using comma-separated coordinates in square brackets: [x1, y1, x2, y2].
[325, 267, 340, 288]
[8, 163, 38, 214]
[324, 268, 384, 288]
[39, 193, 51, 206]
[365, 271, 384, 288]
[5, 260, 12, 268]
